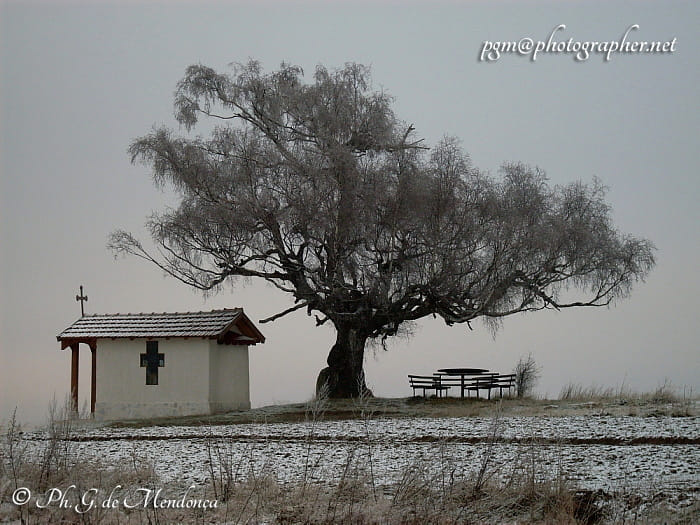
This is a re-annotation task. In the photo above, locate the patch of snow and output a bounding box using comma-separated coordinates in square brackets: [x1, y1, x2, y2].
[20, 415, 699, 499]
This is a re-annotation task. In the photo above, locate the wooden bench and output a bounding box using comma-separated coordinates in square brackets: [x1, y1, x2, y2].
[433, 373, 493, 399]
[408, 375, 451, 398]
[487, 374, 516, 398]
[433, 373, 515, 399]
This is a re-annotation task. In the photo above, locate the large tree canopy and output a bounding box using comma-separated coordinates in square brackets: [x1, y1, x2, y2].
[110, 61, 655, 397]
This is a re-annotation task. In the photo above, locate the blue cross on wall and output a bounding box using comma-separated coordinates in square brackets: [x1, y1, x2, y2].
[140, 341, 164, 385]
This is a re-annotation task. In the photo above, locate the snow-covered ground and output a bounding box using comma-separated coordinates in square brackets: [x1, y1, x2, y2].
[70, 413, 699, 441]
[22, 415, 699, 498]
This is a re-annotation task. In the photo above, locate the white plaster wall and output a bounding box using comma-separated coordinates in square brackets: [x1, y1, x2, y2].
[208, 341, 250, 412]
[93, 338, 252, 420]
[95, 338, 212, 420]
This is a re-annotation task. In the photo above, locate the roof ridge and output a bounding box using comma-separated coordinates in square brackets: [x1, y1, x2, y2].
[75, 308, 243, 317]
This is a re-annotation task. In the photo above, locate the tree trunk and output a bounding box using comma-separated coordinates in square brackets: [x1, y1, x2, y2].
[316, 324, 373, 398]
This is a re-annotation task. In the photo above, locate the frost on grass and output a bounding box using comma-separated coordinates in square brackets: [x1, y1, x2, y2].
[3, 405, 698, 523]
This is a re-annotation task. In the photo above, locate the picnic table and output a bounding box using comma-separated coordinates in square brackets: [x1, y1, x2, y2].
[408, 368, 516, 399]
[436, 368, 492, 399]
[438, 367, 489, 375]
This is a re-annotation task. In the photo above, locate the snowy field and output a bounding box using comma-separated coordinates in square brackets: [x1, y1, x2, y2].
[22, 414, 699, 501]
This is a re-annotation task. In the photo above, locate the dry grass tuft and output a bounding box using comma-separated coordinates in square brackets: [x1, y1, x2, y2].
[559, 379, 694, 404]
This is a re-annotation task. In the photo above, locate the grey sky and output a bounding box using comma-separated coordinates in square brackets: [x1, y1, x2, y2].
[1, 0, 698, 425]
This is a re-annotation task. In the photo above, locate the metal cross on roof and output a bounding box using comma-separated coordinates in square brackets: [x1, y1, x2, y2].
[76, 285, 88, 316]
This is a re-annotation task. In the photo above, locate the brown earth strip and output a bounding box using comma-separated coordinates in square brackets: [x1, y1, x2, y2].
[103, 397, 697, 429]
[26, 434, 700, 446]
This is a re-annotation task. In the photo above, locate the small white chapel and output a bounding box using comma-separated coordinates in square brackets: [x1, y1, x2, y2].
[57, 309, 265, 420]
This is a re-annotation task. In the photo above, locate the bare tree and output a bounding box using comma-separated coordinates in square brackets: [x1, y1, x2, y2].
[514, 353, 541, 398]
[110, 61, 655, 398]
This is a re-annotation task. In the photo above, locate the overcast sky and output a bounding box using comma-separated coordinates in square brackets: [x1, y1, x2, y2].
[1, 0, 698, 425]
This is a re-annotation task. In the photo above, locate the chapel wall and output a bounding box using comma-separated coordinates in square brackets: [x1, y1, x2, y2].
[94, 338, 211, 419]
[208, 341, 250, 411]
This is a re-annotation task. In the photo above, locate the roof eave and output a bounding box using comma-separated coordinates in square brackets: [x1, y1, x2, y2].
[217, 311, 266, 344]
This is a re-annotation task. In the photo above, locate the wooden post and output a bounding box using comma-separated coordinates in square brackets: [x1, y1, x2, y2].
[90, 344, 97, 416]
[70, 344, 79, 413]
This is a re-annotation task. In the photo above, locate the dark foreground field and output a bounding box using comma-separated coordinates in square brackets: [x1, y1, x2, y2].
[2, 393, 698, 524]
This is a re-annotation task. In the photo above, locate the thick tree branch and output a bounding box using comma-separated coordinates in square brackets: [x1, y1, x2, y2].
[259, 301, 310, 323]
